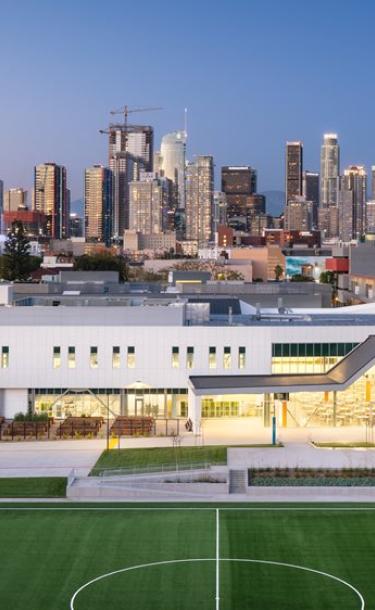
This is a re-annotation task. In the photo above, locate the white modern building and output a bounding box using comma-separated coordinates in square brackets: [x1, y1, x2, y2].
[1, 299, 375, 434]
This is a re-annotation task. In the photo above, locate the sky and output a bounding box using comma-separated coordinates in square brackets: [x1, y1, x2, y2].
[1, 0, 375, 203]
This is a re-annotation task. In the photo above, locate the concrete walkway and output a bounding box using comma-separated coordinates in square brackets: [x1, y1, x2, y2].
[0, 439, 105, 477]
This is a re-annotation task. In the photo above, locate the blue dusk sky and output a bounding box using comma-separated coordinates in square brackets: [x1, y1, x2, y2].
[0, 0, 374, 201]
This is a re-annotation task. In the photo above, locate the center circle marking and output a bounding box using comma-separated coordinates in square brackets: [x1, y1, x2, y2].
[70, 557, 365, 609]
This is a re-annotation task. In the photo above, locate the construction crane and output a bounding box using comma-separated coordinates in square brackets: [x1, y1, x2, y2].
[99, 105, 162, 153]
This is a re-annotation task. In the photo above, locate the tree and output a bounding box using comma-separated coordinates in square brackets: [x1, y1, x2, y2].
[74, 253, 129, 282]
[2, 221, 32, 281]
[274, 264, 283, 281]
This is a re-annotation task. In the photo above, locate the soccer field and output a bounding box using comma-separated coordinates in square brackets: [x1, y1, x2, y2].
[1, 504, 374, 609]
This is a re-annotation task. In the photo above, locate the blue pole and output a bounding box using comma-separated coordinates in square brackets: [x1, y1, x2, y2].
[272, 415, 277, 446]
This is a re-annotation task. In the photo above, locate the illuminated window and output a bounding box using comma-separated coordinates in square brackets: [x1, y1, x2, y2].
[187, 346, 194, 369]
[1, 346, 9, 369]
[68, 346, 76, 369]
[172, 346, 179, 368]
[224, 346, 231, 369]
[127, 346, 135, 369]
[112, 346, 120, 369]
[90, 346, 98, 369]
[238, 346, 246, 369]
[53, 346, 61, 369]
[209, 346, 216, 369]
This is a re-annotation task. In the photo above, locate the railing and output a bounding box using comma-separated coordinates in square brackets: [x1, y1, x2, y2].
[67, 468, 76, 488]
[97, 461, 214, 479]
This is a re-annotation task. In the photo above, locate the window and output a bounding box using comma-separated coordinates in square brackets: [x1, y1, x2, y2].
[223, 346, 231, 369]
[172, 346, 179, 368]
[187, 346, 194, 369]
[127, 346, 135, 369]
[53, 346, 61, 369]
[1, 346, 9, 369]
[90, 346, 98, 369]
[68, 346, 76, 369]
[238, 346, 246, 369]
[112, 346, 120, 369]
[209, 346, 216, 369]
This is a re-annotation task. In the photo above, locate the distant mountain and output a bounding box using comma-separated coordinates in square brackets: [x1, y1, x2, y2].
[70, 198, 84, 217]
[260, 190, 284, 217]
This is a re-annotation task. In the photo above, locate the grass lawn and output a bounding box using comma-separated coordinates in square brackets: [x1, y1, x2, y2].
[90, 444, 277, 475]
[0, 477, 67, 498]
[0, 504, 373, 609]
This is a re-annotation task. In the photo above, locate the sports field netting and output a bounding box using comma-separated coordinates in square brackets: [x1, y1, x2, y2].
[0, 504, 373, 609]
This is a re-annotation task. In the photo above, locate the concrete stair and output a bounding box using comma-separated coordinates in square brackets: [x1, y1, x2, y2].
[228, 469, 247, 494]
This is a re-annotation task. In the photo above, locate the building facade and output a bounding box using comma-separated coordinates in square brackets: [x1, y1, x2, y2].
[4, 188, 28, 212]
[0, 303, 375, 434]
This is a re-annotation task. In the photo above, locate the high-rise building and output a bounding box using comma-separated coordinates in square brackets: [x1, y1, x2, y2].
[303, 171, 319, 226]
[160, 131, 187, 209]
[4, 188, 28, 212]
[285, 142, 303, 204]
[108, 125, 153, 171]
[85, 165, 113, 245]
[186, 156, 214, 244]
[69, 213, 83, 238]
[366, 200, 375, 234]
[129, 173, 172, 235]
[284, 197, 314, 232]
[320, 133, 340, 208]
[108, 124, 152, 238]
[212, 191, 227, 234]
[34, 163, 69, 238]
[339, 165, 367, 242]
[221, 166, 257, 230]
[371, 166, 375, 200]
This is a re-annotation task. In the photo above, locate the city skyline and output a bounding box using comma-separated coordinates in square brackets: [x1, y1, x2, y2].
[1, 0, 375, 199]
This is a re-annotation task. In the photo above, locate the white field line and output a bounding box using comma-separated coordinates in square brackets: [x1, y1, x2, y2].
[216, 509, 220, 610]
[69, 557, 365, 610]
[1, 506, 375, 511]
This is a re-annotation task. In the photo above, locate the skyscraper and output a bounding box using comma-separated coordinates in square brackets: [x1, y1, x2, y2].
[108, 125, 153, 171]
[85, 165, 113, 246]
[34, 163, 69, 238]
[285, 142, 303, 204]
[320, 134, 340, 207]
[129, 173, 172, 235]
[108, 124, 153, 238]
[303, 171, 319, 228]
[339, 165, 367, 241]
[284, 197, 314, 231]
[212, 191, 227, 234]
[221, 166, 257, 230]
[186, 156, 214, 244]
[371, 166, 375, 199]
[160, 131, 187, 210]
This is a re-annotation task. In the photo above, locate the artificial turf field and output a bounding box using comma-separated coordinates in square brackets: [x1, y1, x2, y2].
[1, 504, 373, 609]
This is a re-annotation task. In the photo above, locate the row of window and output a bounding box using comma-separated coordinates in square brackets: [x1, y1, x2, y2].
[172, 346, 246, 370]
[272, 343, 358, 358]
[53, 346, 136, 369]
[51, 346, 247, 370]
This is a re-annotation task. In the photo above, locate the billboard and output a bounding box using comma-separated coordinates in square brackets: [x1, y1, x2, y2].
[285, 256, 327, 280]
